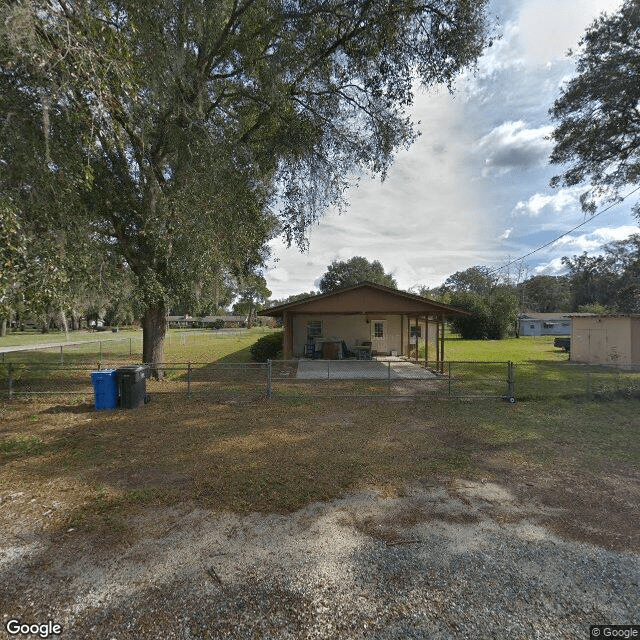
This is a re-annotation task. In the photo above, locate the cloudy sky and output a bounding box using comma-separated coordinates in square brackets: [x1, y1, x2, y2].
[264, 0, 639, 300]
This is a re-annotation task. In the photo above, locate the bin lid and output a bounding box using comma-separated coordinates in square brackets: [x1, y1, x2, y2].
[91, 369, 117, 376]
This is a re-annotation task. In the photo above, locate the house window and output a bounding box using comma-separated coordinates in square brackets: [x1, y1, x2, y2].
[306, 320, 322, 339]
[410, 325, 422, 338]
[373, 321, 384, 338]
[530, 324, 535, 329]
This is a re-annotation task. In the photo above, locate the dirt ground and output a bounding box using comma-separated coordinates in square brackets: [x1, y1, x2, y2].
[1, 393, 638, 639]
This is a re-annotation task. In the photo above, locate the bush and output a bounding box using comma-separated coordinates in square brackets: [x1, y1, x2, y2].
[449, 289, 519, 340]
[212, 319, 225, 330]
[250, 331, 283, 362]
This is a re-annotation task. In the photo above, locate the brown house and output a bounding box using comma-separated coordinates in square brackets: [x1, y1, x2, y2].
[258, 281, 470, 368]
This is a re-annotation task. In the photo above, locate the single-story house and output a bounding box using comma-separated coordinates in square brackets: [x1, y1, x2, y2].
[570, 314, 640, 366]
[258, 281, 470, 369]
[518, 312, 572, 337]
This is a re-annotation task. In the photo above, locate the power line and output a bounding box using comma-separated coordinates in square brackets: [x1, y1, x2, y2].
[489, 184, 640, 275]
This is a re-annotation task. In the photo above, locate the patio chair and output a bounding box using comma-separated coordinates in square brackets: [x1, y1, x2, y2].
[304, 339, 316, 358]
[341, 341, 355, 359]
[356, 341, 372, 360]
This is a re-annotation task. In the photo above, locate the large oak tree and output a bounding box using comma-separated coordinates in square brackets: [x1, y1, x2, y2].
[2, 0, 492, 374]
[550, 0, 640, 215]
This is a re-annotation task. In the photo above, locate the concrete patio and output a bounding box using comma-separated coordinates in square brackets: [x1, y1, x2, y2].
[295, 357, 437, 380]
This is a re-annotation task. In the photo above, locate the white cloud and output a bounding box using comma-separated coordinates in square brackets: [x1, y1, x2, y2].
[499, 228, 513, 240]
[514, 187, 580, 216]
[551, 225, 640, 252]
[532, 225, 640, 276]
[533, 257, 567, 275]
[517, 0, 623, 65]
[477, 121, 553, 174]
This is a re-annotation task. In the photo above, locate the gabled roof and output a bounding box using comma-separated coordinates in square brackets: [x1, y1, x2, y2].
[258, 281, 470, 316]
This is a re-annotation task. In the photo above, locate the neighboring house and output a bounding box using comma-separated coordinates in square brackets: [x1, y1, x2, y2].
[257, 281, 470, 368]
[518, 312, 572, 337]
[570, 314, 640, 366]
[167, 315, 247, 328]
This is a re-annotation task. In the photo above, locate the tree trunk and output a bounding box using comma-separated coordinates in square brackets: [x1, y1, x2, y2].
[0, 317, 6, 337]
[143, 303, 167, 379]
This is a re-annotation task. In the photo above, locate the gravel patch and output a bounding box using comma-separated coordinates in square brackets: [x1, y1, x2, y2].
[1, 482, 638, 639]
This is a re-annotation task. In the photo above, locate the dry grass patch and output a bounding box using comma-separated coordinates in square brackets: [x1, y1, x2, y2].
[1, 393, 639, 550]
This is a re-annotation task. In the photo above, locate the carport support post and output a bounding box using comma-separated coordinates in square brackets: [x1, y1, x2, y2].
[387, 361, 391, 393]
[439, 315, 445, 374]
[424, 315, 429, 369]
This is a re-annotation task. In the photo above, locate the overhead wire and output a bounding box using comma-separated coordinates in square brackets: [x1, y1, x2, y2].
[488, 184, 640, 275]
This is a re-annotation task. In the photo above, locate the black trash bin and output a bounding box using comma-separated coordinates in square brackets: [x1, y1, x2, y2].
[117, 365, 150, 409]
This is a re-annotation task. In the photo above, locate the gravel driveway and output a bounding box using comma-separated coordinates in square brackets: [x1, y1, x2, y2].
[2, 480, 638, 639]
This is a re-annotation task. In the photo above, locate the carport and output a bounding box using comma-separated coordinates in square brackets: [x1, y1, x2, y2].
[259, 281, 470, 372]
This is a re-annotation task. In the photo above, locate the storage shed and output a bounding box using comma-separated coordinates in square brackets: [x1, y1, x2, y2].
[570, 314, 640, 366]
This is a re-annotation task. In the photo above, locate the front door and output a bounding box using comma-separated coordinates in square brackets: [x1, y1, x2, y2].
[370, 319, 387, 355]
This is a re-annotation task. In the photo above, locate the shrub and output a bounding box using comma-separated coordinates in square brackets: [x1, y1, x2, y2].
[250, 331, 283, 362]
[212, 319, 225, 330]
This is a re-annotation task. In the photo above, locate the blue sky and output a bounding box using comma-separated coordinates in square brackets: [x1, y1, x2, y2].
[264, 0, 639, 299]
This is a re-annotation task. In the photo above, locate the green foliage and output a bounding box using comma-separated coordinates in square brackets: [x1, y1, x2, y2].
[212, 319, 226, 330]
[319, 257, 397, 293]
[550, 0, 640, 216]
[449, 288, 519, 340]
[1, 0, 492, 366]
[521, 275, 570, 312]
[233, 275, 271, 328]
[445, 266, 496, 295]
[250, 331, 283, 362]
[577, 303, 611, 314]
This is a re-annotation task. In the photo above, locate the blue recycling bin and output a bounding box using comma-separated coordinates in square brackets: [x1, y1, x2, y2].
[91, 369, 119, 410]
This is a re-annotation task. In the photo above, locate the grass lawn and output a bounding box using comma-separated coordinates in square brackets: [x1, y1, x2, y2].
[0, 327, 276, 367]
[1, 391, 638, 550]
[1, 327, 639, 555]
[428, 333, 569, 364]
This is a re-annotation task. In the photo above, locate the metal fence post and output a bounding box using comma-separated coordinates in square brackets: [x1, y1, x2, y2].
[387, 361, 391, 394]
[266, 359, 272, 399]
[99, 341, 103, 363]
[506, 361, 516, 403]
[130, 338, 133, 356]
[327, 359, 330, 379]
[8, 363, 13, 399]
[60, 345, 64, 364]
[187, 361, 192, 397]
[448, 361, 452, 397]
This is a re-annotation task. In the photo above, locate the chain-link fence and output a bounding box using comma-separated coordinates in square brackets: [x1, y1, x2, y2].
[0, 336, 143, 367]
[2, 358, 639, 403]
